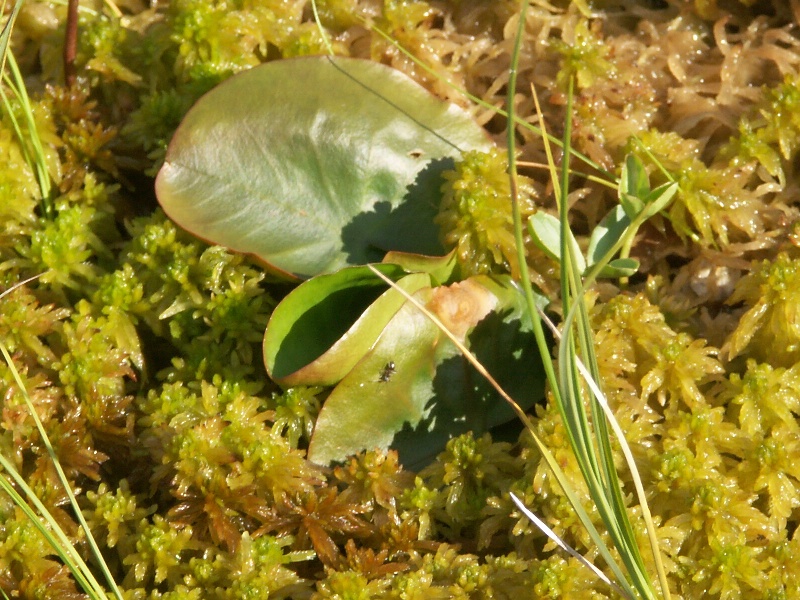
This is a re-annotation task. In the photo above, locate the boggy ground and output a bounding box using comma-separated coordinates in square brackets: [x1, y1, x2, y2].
[1, 0, 800, 598]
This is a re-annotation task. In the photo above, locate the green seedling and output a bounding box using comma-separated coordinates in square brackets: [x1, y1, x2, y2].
[503, 3, 671, 598]
[529, 154, 677, 282]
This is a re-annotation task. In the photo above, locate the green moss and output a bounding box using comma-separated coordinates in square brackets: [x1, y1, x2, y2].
[552, 19, 614, 91]
[0, 127, 39, 226]
[269, 386, 322, 448]
[22, 203, 103, 290]
[436, 148, 535, 277]
[315, 569, 387, 599]
[726, 253, 800, 368]
[109, 211, 272, 382]
[85, 480, 155, 558]
[169, 0, 258, 82]
[0, 283, 70, 367]
[124, 515, 194, 586]
[413, 433, 518, 538]
[726, 75, 800, 186]
[121, 88, 199, 174]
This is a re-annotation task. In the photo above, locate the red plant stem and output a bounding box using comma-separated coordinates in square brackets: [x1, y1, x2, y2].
[64, 0, 78, 87]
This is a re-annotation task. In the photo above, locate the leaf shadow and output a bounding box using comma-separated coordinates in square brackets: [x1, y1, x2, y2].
[339, 157, 452, 265]
[392, 310, 547, 470]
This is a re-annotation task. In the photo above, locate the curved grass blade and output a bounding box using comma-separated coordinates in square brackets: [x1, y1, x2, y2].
[368, 264, 637, 600]
[0, 278, 122, 600]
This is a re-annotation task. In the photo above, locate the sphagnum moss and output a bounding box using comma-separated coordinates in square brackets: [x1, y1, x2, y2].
[2, 0, 800, 598]
[436, 148, 537, 279]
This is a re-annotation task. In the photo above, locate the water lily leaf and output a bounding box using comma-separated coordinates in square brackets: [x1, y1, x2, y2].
[155, 56, 490, 279]
[308, 275, 547, 467]
[264, 263, 430, 386]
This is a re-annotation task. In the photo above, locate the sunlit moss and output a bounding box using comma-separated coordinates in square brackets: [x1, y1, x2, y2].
[335, 449, 414, 514]
[315, 569, 388, 599]
[77, 12, 144, 86]
[532, 554, 609, 599]
[113, 211, 272, 382]
[0, 283, 69, 366]
[436, 148, 535, 277]
[0, 127, 39, 226]
[168, 0, 260, 83]
[269, 386, 322, 448]
[221, 533, 309, 598]
[552, 18, 614, 91]
[725, 74, 800, 186]
[57, 301, 138, 436]
[726, 253, 800, 368]
[725, 360, 800, 437]
[123, 515, 194, 586]
[692, 534, 769, 599]
[281, 23, 340, 57]
[85, 480, 155, 554]
[19, 201, 111, 295]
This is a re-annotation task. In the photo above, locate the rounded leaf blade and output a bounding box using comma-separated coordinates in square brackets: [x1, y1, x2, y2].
[156, 56, 490, 278]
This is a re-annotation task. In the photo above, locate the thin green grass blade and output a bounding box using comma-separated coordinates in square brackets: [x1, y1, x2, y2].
[0, 340, 123, 599]
[552, 77, 659, 600]
[1, 280, 121, 598]
[310, 0, 334, 56]
[504, 3, 639, 597]
[0, 456, 103, 599]
[2, 52, 53, 216]
[573, 342, 672, 598]
[0, 0, 23, 75]
[0, 340, 122, 599]
[367, 265, 637, 599]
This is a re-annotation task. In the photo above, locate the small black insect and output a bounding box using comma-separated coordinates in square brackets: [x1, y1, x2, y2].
[378, 361, 396, 382]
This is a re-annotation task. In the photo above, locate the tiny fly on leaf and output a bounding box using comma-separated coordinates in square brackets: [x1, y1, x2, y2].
[378, 361, 396, 382]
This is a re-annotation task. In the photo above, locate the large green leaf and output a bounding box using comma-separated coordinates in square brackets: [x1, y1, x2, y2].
[155, 56, 490, 279]
[303, 275, 547, 467]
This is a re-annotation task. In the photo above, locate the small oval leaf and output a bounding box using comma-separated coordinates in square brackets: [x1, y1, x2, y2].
[263, 264, 430, 385]
[586, 204, 631, 268]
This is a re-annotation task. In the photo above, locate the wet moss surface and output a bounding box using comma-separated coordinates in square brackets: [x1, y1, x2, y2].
[2, 0, 800, 597]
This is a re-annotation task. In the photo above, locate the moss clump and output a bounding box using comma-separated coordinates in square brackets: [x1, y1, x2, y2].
[726, 253, 800, 368]
[2, 0, 800, 598]
[724, 73, 800, 187]
[552, 18, 614, 91]
[436, 148, 536, 278]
